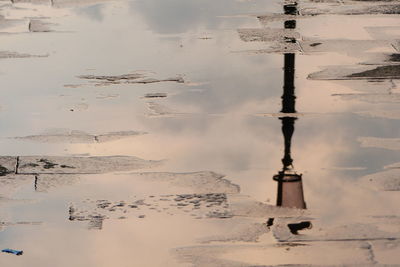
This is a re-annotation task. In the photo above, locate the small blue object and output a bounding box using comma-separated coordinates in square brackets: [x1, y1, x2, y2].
[2, 249, 23, 256]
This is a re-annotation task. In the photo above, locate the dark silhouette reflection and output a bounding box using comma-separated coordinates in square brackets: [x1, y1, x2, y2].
[268, 2, 311, 234]
[288, 221, 312, 234]
[272, 2, 306, 210]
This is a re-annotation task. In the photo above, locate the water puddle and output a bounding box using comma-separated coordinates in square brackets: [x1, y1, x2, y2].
[0, 0, 400, 266]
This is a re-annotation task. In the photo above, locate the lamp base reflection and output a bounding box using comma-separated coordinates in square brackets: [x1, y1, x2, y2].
[273, 171, 306, 209]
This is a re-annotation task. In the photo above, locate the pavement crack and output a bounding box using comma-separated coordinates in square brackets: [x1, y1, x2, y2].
[364, 241, 378, 264]
[389, 79, 396, 94]
[15, 156, 20, 174]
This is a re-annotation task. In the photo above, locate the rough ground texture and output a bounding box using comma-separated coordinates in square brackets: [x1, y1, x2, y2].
[238, 28, 300, 42]
[358, 136, 400, 151]
[18, 155, 161, 174]
[0, 51, 48, 59]
[360, 168, 400, 191]
[77, 73, 184, 87]
[14, 129, 147, 143]
[69, 192, 232, 229]
[136, 171, 240, 194]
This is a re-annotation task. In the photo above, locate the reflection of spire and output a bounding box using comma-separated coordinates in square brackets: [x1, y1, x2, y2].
[273, 2, 306, 210]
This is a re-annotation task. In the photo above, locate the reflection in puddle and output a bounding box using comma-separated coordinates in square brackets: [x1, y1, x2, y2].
[1, 0, 400, 266]
[269, 2, 310, 237]
[273, 7, 306, 210]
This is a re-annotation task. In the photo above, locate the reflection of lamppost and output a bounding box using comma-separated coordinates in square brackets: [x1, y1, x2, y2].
[273, 2, 306, 210]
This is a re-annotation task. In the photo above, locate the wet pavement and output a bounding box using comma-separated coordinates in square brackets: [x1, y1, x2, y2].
[1, 0, 400, 266]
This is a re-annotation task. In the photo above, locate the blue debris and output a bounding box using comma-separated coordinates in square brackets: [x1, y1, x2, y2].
[2, 249, 23, 256]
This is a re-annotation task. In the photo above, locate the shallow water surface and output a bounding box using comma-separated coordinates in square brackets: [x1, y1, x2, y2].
[1, 0, 400, 266]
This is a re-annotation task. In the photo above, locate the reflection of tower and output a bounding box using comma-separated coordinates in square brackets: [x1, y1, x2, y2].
[273, 2, 306, 210]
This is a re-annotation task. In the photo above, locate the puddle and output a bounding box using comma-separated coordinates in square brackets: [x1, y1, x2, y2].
[1, 0, 400, 266]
